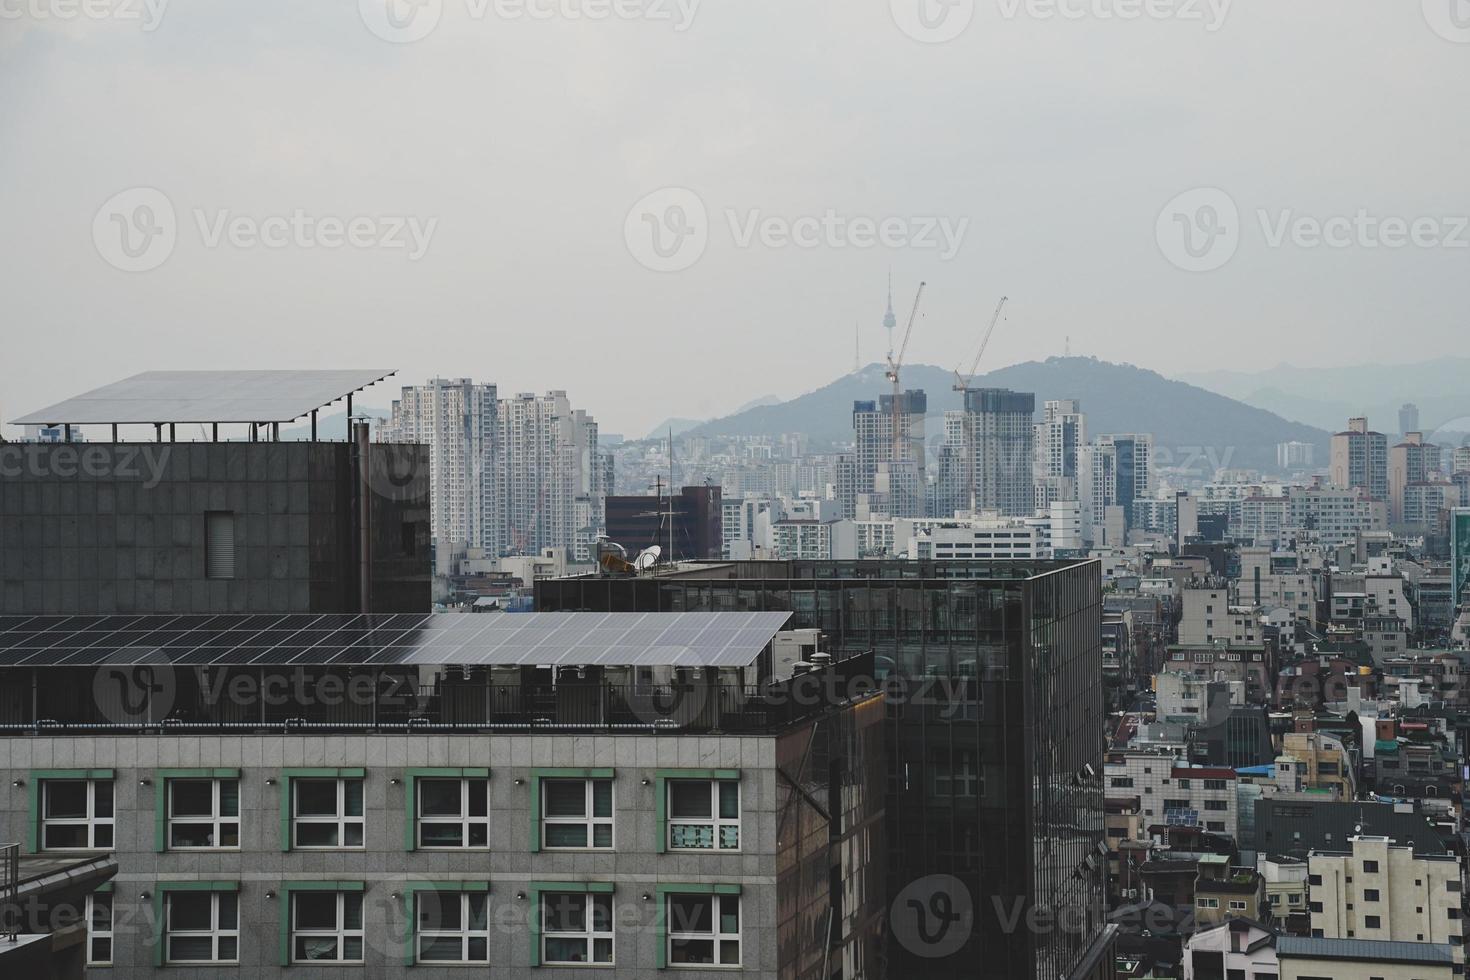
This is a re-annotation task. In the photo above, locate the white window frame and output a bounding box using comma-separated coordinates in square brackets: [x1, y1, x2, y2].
[542, 778, 614, 850]
[40, 779, 114, 850]
[667, 892, 741, 968]
[1196, 897, 1219, 909]
[668, 780, 741, 852]
[292, 891, 365, 964]
[416, 890, 489, 963]
[541, 892, 614, 965]
[86, 892, 113, 966]
[1228, 900, 1248, 911]
[167, 777, 240, 850]
[165, 891, 239, 964]
[417, 777, 489, 850]
[292, 778, 365, 850]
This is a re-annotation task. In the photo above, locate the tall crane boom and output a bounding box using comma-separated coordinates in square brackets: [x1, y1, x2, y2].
[885, 281, 927, 478]
[953, 296, 1009, 392]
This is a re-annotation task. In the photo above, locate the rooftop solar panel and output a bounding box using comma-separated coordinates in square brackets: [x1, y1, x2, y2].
[0, 611, 792, 669]
[10, 369, 397, 426]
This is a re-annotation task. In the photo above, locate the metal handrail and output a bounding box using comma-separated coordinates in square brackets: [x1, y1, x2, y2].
[0, 841, 19, 942]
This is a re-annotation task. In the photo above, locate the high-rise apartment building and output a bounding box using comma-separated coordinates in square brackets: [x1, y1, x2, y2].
[1035, 398, 1085, 510]
[1389, 431, 1444, 526]
[499, 391, 603, 556]
[936, 388, 1036, 517]
[1078, 434, 1153, 539]
[382, 379, 501, 569]
[1400, 402, 1421, 436]
[1330, 417, 1389, 501]
[850, 390, 927, 518]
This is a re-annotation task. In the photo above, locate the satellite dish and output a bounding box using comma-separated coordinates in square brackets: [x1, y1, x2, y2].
[634, 545, 662, 571]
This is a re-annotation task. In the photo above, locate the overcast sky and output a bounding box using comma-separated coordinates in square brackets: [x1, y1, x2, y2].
[3, 0, 1468, 437]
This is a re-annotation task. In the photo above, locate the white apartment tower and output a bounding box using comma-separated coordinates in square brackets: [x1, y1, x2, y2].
[1035, 399, 1086, 510]
[499, 391, 602, 556]
[381, 379, 501, 570]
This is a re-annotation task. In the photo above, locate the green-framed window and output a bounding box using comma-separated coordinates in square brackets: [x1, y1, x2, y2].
[154, 768, 240, 852]
[87, 883, 114, 966]
[278, 881, 366, 965]
[400, 881, 491, 966]
[404, 768, 490, 851]
[278, 768, 365, 852]
[530, 768, 615, 852]
[655, 769, 741, 853]
[528, 882, 615, 967]
[150, 881, 239, 968]
[28, 769, 115, 852]
[656, 884, 742, 969]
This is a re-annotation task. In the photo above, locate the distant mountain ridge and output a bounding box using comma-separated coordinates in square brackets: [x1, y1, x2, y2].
[685, 356, 1331, 472]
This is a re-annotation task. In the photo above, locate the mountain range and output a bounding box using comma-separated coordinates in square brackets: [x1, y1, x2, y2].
[684, 356, 1332, 473]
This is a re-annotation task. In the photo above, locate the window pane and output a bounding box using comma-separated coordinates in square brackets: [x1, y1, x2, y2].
[720, 940, 740, 964]
[544, 894, 586, 932]
[219, 780, 239, 817]
[343, 822, 364, 847]
[342, 937, 363, 961]
[44, 781, 87, 819]
[593, 823, 613, 848]
[545, 780, 586, 817]
[670, 781, 712, 819]
[217, 893, 238, 929]
[418, 893, 460, 931]
[719, 826, 739, 849]
[467, 936, 488, 961]
[294, 894, 338, 930]
[468, 780, 488, 817]
[296, 781, 339, 817]
[296, 937, 339, 961]
[545, 824, 586, 848]
[592, 780, 612, 818]
[90, 938, 111, 962]
[43, 825, 88, 849]
[420, 936, 464, 961]
[296, 824, 339, 847]
[219, 822, 240, 848]
[421, 780, 462, 817]
[421, 823, 464, 848]
[170, 823, 216, 848]
[545, 937, 587, 963]
[468, 894, 488, 929]
[169, 936, 214, 961]
[469, 823, 488, 847]
[718, 782, 739, 819]
[168, 897, 212, 931]
[171, 781, 214, 817]
[343, 893, 363, 930]
[671, 938, 716, 963]
[93, 781, 113, 817]
[594, 937, 613, 963]
[92, 825, 113, 848]
[670, 896, 712, 934]
[720, 895, 740, 932]
[218, 936, 238, 962]
[91, 895, 113, 930]
[590, 895, 612, 931]
[672, 825, 714, 849]
[343, 780, 364, 816]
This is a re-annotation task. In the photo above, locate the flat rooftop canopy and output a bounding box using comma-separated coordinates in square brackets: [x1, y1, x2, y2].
[0, 611, 794, 668]
[10, 369, 396, 426]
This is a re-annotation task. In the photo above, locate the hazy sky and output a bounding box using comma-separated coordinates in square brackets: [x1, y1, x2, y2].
[3, 0, 1468, 437]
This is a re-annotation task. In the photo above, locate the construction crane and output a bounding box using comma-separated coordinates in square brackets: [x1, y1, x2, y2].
[885, 281, 927, 490]
[951, 296, 1009, 516]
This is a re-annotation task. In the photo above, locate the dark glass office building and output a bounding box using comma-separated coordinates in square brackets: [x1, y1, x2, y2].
[537, 559, 1112, 980]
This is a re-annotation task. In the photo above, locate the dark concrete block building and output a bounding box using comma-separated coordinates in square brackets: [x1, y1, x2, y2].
[604, 485, 722, 561]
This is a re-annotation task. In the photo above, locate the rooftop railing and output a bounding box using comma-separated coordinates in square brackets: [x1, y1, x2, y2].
[0, 842, 18, 943]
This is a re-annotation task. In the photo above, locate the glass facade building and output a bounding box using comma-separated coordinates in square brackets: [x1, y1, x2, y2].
[537, 559, 1108, 980]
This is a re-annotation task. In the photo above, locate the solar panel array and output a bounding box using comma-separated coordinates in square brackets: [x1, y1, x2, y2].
[0, 611, 793, 669]
[10, 369, 397, 425]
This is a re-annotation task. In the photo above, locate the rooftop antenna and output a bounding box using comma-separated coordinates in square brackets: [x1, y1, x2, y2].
[883, 270, 897, 362]
[854, 320, 860, 374]
[1065, 335, 1071, 357]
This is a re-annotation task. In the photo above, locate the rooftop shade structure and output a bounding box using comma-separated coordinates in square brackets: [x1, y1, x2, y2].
[0, 611, 795, 668]
[9, 369, 397, 426]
